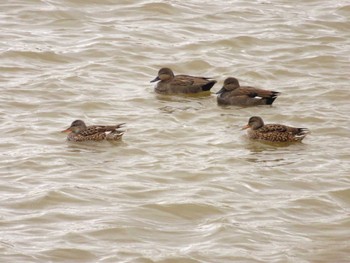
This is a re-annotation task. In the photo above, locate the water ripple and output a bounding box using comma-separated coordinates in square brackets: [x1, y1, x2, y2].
[0, 0, 349, 262]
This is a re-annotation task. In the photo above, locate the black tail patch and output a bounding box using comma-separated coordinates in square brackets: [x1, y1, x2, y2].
[298, 128, 310, 135]
[202, 81, 217, 91]
[265, 91, 280, 105]
[266, 96, 277, 105]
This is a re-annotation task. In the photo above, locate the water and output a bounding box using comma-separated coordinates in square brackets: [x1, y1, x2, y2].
[1, 0, 349, 262]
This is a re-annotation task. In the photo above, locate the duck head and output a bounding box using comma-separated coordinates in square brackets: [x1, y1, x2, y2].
[216, 77, 240, 94]
[150, 68, 175, 82]
[62, 120, 87, 134]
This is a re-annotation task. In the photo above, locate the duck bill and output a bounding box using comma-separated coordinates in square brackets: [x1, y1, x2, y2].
[150, 76, 160, 83]
[61, 128, 72, 133]
[216, 87, 225, 94]
[241, 124, 250, 130]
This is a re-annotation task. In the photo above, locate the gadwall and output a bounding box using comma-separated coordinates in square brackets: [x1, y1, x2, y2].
[217, 77, 280, 106]
[150, 67, 217, 94]
[62, 120, 125, 142]
[242, 116, 310, 142]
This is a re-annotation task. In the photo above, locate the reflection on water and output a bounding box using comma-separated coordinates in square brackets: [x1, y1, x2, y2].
[243, 139, 311, 167]
[65, 141, 124, 153]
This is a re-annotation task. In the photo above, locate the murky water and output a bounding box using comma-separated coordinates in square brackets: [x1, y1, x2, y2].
[1, 0, 349, 262]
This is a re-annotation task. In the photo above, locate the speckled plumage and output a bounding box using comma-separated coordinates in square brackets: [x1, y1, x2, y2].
[243, 116, 310, 142]
[62, 120, 125, 142]
[150, 68, 217, 94]
[217, 77, 280, 106]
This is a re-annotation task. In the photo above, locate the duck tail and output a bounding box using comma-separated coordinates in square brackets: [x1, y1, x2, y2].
[265, 91, 280, 105]
[265, 96, 277, 105]
[114, 123, 126, 130]
[298, 128, 311, 135]
[202, 80, 217, 91]
[295, 128, 310, 141]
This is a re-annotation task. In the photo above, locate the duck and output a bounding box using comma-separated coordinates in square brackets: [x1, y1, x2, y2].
[150, 67, 217, 94]
[242, 116, 310, 142]
[62, 120, 125, 142]
[216, 77, 280, 106]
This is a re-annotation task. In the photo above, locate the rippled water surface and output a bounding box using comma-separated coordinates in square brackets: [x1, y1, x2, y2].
[1, 0, 350, 262]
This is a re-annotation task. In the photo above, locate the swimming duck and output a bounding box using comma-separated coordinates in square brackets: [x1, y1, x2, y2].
[217, 77, 280, 106]
[242, 116, 310, 142]
[150, 67, 217, 94]
[62, 120, 125, 142]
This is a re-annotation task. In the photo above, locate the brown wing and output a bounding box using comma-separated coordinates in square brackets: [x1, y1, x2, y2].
[78, 126, 104, 137]
[171, 78, 194, 87]
[232, 86, 279, 98]
[177, 74, 214, 81]
[79, 124, 125, 136]
[176, 75, 215, 86]
[259, 124, 289, 133]
[262, 124, 306, 134]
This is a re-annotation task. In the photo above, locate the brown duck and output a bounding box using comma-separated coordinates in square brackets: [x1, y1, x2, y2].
[62, 120, 125, 142]
[150, 67, 217, 94]
[217, 77, 280, 106]
[242, 116, 310, 142]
